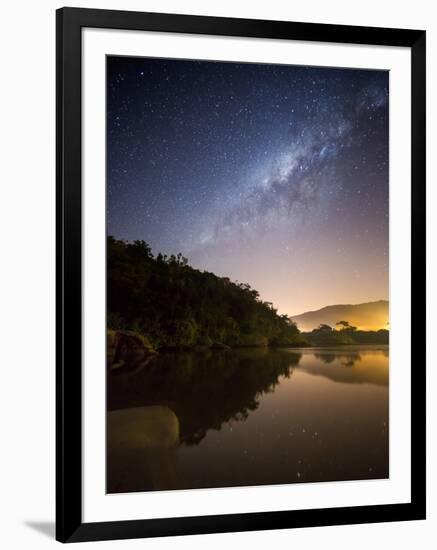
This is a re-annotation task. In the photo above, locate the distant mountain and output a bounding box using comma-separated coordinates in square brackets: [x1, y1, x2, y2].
[291, 300, 389, 332]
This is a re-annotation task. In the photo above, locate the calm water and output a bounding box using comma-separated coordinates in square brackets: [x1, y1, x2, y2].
[107, 346, 388, 493]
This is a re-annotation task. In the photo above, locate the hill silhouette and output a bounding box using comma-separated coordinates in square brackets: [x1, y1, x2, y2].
[291, 300, 389, 332]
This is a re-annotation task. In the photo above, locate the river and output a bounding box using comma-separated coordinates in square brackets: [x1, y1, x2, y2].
[107, 346, 388, 493]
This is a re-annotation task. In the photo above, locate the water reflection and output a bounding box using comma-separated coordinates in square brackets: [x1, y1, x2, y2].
[108, 349, 301, 445]
[298, 349, 388, 386]
[107, 346, 388, 492]
[315, 351, 362, 367]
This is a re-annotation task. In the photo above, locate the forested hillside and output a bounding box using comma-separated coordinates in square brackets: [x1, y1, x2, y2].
[107, 237, 305, 349]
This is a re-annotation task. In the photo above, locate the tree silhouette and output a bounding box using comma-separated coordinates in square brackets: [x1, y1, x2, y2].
[336, 320, 357, 332]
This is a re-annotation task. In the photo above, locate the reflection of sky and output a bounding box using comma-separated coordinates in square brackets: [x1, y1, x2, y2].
[107, 58, 389, 315]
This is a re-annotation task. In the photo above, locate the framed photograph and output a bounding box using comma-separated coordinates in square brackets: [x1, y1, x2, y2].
[56, 7, 426, 543]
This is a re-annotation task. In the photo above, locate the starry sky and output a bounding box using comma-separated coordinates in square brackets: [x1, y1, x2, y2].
[107, 56, 389, 316]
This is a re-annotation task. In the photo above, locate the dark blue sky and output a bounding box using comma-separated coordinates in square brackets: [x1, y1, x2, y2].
[107, 56, 388, 315]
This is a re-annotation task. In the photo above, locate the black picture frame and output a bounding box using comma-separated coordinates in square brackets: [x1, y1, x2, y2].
[56, 6, 426, 543]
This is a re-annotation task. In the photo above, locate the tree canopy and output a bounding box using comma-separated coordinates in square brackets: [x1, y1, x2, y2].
[304, 322, 388, 346]
[107, 236, 306, 349]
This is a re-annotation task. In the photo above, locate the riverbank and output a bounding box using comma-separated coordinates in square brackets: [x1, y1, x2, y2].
[107, 329, 390, 374]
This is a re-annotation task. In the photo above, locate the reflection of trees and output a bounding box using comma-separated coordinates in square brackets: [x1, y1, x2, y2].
[341, 353, 362, 367]
[314, 353, 336, 364]
[315, 352, 362, 367]
[299, 350, 388, 386]
[107, 349, 301, 446]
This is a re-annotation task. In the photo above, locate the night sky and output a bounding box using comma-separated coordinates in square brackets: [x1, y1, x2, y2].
[107, 56, 389, 316]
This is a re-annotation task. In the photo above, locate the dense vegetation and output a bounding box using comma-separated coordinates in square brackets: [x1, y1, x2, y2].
[107, 237, 306, 349]
[303, 321, 389, 347]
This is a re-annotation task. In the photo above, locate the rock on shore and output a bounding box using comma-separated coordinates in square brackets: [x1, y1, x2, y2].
[107, 330, 156, 371]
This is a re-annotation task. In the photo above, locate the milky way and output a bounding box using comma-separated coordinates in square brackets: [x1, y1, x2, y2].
[107, 57, 389, 315]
